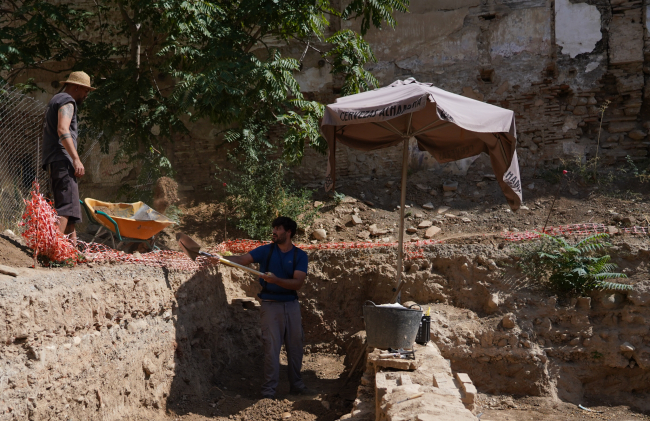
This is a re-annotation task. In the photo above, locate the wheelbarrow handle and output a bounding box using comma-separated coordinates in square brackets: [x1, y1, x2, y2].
[94, 210, 123, 241]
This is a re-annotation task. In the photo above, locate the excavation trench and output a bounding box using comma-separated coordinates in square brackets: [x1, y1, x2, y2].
[0, 238, 649, 420]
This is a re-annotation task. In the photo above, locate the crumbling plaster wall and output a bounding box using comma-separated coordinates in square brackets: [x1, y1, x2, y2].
[11, 0, 650, 193]
[293, 0, 650, 186]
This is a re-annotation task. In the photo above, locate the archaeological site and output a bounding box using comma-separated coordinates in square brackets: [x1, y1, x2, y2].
[1, 0, 650, 420]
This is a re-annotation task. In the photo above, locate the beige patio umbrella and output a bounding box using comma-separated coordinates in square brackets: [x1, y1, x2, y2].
[320, 78, 522, 301]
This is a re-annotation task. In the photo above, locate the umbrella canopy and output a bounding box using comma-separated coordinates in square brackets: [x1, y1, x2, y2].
[321, 78, 522, 208]
[320, 78, 522, 301]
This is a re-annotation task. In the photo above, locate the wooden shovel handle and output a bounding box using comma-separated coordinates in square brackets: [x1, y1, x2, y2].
[199, 252, 268, 277]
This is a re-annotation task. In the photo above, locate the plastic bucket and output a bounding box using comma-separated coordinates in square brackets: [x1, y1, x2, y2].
[363, 301, 423, 350]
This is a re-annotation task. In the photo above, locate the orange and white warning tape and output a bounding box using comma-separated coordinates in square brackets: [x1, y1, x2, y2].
[20, 186, 648, 270]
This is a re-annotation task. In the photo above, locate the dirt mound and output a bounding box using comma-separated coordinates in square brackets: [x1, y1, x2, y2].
[169, 392, 341, 421]
[230, 399, 296, 421]
[153, 176, 179, 214]
[0, 234, 33, 267]
[228, 398, 332, 421]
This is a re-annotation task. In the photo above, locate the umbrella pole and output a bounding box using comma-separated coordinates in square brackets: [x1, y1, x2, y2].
[394, 137, 409, 303]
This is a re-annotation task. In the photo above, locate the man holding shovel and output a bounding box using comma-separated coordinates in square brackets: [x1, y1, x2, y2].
[221, 217, 313, 399]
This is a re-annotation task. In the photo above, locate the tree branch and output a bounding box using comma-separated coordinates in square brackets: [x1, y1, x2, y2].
[117, 1, 141, 79]
[117, 1, 134, 28]
[7, 63, 75, 83]
[144, 51, 162, 97]
[92, 0, 104, 43]
[244, 26, 263, 53]
[293, 38, 333, 66]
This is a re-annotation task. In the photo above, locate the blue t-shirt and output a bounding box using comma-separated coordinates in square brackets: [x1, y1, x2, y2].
[249, 243, 308, 302]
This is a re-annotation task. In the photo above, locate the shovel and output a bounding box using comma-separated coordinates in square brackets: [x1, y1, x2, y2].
[176, 233, 267, 277]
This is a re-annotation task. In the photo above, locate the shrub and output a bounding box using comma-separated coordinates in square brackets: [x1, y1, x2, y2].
[540, 156, 614, 186]
[332, 191, 346, 206]
[219, 155, 318, 241]
[625, 155, 650, 183]
[513, 233, 631, 295]
[164, 204, 183, 225]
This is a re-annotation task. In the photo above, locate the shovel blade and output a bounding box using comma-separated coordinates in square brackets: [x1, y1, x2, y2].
[176, 232, 202, 261]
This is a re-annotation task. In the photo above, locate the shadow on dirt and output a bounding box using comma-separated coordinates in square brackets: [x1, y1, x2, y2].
[166, 266, 355, 419]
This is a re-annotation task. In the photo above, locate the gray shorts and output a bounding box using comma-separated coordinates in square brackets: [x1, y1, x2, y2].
[48, 160, 82, 224]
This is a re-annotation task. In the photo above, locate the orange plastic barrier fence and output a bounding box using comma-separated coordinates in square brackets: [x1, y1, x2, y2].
[20, 184, 79, 264]
[20, 186, 648, 271]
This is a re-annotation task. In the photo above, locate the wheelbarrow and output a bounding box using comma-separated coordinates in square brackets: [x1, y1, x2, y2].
[80, 198, 175, 250]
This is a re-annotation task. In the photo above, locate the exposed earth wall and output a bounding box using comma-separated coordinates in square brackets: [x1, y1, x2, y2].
[1, 239, 649, 419]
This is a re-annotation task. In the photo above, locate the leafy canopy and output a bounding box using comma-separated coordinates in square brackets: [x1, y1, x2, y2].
[1, 0, 408, 170]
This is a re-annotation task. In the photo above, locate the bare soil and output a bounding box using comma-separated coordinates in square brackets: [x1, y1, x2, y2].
[0, 233, 33, 267]
[413, 301, 650, 420]
[79, 164, 650, 253]
[303, 171, 650, 245]
[163, 167, 650, 249]
[0, 226, 649, 420]
[165, 201, 249, 249]
[478, 395, 650, 420]
[166, 352, 355, 421]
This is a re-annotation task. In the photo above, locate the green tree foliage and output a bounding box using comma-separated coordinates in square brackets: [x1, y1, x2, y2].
[1, 0, 408, 167]
[513, 233, 632, 295]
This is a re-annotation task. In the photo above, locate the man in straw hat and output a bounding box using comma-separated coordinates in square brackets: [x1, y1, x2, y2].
[42, 71, 95, 243]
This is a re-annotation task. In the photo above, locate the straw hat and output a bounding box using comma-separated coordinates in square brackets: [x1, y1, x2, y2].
[61, 71, 96, 91]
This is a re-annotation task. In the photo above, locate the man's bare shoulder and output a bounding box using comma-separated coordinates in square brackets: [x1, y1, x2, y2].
[58, 103, 74, 118]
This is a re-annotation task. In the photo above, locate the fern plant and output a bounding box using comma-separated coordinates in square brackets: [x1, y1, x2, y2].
[514, 233, 631, 295]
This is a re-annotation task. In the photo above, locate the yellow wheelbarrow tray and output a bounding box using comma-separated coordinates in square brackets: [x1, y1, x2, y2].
[80, 198, 174, 249]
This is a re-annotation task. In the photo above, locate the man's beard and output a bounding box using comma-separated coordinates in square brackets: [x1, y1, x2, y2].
[272, 234, 285, 244]
[76, 97, 85, 106]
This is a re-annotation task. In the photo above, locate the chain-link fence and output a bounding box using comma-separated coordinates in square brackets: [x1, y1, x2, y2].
[0, 79, 158, 235]
[0, 81, 47, 232]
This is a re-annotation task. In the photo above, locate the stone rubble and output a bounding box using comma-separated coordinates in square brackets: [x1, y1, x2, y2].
[501, 314, 517, 329]
[312, 229, 327, 240]
[369, 224, 389, 236]
[339, 343, 476, 420]
[0, 264, 19, 277]
[443, 181, 458, 192]
[417, 221, 433, 229]
[424, 227, 441, 239]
